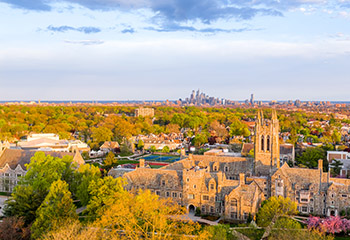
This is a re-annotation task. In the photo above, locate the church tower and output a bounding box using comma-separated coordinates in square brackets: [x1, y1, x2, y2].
[254, 110, 280, 175]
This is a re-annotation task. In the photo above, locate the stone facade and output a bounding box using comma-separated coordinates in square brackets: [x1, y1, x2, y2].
[124, 110, 350, 220]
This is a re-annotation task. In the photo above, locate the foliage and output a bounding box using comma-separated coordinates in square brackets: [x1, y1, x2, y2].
[137, 139, 144, 150]
[296, 147, 326, 169]
[91, 127, 113, 145]
[0, 216, 31, 240]
[4, 152, 75, 224]
[307, 216, 350, 234]
[162, 145, 170, 153]
[330, 159, 343, 177]
[72, 164, 101, 206]
[256, 196, 298, 227]
[44, 188, 211, 240]
[205, 224, 236, 240]
[31, 180, 77, 239]
[86, 176, 126, 218]
[149, 145, 157, 153]
[104, 151, 117, 170]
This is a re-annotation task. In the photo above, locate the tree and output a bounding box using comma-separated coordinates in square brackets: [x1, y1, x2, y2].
[0, 216, 31, 240]
[137, 139, 144, 150]
[4, 152, 75, 224]
[72, 164, 101, 206]
[94, 189, 210, 239]
[162, 146, 170, 153]
[257, 196, 298, 227]
[91, 127, 113, 145]
[104, 151, 117, 170]
[192, 132, 208, 147]
[31, 180, 77, 239]
[330, 159, 343, 176]
[86, 176, 126, 218]
[149, 145, 157, 153]
[209, 121, 228, 143]
[296, 147, 326, 169]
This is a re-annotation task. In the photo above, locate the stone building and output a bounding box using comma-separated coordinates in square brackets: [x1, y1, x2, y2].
[124, 110, 350, 221]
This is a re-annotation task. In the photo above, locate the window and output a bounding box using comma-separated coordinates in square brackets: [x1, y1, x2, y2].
[179, 193, 182, 198]
[244, 212, 248, 220]
[310, 198, 314, 202]
[300, 198, 308, 203]
[186, 178, 189, 182]
[301, 206, 308, 212]
[202, 206, 206, 213]
[210, 184, 214, 190]
[342, 194, 347, 198]
[210, 206, 214, 213]
[4, 173, 9, 177]
[230, 199, 237, 207]
[214, 166, 218, 171]
[203, 195, 209, 201]
[331, 201, 334, 205]
[188, 194, 194, 199]
[230, 212, 237, 219]
[261, 136, 265, 151]
[216, 208, 219, 213]
[155, 191, 160, 196]
[193, 184, 196, 189]
[225, 166, 228, 172]
[331, 193, 334, 198]
[310, 207, 314, 213]
[17, 174, 21, 177]
[172, 192, 177, 198]
[166, 191, 170, 197]
[215, 196, 218, 202]
[266, 136, 270, 151]
[162, 180, 165, 186]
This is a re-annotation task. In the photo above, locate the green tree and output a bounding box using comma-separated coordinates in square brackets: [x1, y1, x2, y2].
[162, 146, 170, 153]
[257, 196, 298, 227]
[192, 132, 208, 147]
[72, 164, 101, 206]
[330, 159, 343, 176]
[4, 152, 75, 224]
[296, 147, 326, 169]
[149, 145, 157, 153]
[86, 177, 126, 219]
[31, 180, 77, 239]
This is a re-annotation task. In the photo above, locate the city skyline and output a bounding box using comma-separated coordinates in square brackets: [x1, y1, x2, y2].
[1, 1, 350, 101]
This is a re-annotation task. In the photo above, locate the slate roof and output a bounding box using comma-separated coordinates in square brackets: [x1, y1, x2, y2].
[0, 149, 82, 170]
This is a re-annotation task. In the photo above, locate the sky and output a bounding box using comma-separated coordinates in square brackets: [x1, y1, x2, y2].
[1, 0, 350, 101]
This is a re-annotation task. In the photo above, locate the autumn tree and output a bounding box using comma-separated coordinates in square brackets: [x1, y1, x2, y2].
[91, 127, 113, 145]
[31, 180, 77, 239]
[104, 151, 117, 170]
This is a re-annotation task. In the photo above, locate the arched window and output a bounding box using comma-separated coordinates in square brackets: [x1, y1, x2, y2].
[266, 136, 270, 151]
[261, 136, 264, 151]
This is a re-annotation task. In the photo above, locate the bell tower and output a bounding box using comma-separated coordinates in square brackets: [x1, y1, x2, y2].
[254, 110, 280, 175]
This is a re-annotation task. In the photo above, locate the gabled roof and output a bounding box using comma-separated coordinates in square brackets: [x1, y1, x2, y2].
[0, 149, 83, 170]
[100, 141, 120, 149]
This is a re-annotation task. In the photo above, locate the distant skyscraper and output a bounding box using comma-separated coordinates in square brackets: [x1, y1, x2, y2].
[250, 94, 254, 105]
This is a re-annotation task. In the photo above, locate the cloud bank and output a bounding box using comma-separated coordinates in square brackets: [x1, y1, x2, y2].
[47, 25, 101, 34]
[0, 0, 331, 23]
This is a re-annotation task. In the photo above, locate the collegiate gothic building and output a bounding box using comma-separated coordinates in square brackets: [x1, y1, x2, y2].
[124, 110, 350, 221]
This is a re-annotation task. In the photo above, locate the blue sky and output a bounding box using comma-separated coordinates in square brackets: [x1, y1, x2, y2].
[1, 0, 350, 101]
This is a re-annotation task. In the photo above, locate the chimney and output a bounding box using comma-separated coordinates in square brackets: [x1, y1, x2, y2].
[189, 154, 193, 160]
[139, 159, 145, 168]
[180, 148, 186, 158]
[239, 173, 245, 186]
[318, 159, 323, 172]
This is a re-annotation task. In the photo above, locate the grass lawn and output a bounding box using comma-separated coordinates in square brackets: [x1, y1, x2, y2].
[117, 160, 139, 165]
